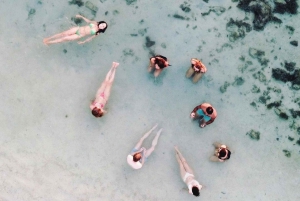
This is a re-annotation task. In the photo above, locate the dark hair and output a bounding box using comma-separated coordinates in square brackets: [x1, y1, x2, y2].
[192, 186, 200, 197]
[156, 58, 166, 69]
[219, 149, 231, 160]
[219, 148, 227, 158]
[133, 153, 141, 162]
[96, 21, 108, 35]
[91, 107, 104, 118]
[155, 55, 168, 61]
[206, 107, 213, 114]
[227, 150, 231, 159]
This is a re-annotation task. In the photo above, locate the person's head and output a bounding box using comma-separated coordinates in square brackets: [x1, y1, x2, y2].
[133, 153, 142, 162]
[219, 148, 227, 158]
[97, 21, 108, 33]
[206, 107, 213, 115]
[91, 107, 104, 118]
[192, 186, 200, 197]
[156, 58, 166, 69]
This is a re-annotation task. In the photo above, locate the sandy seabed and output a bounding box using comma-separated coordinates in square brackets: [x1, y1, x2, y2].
[0, 0, 299, 200]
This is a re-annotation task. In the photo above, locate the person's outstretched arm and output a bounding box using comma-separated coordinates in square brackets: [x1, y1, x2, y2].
[78, 35, 96, 44]
[76, 14, 94, 24]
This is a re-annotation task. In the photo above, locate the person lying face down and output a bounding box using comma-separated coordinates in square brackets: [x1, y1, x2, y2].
[127, 124, 163, 169]
[148, 55, 171, 78]
[174, 146, 203, 197]
[190, 103, 217, 128]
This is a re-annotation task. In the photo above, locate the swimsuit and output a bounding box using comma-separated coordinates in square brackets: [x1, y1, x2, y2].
[89, 23, 97, 35]
[131, 147, 147, 161]
[183, 172, 194, 182]
[196, 109, 211, 122]
[75, 28, 80, 36]
[76, 24, 97, 36]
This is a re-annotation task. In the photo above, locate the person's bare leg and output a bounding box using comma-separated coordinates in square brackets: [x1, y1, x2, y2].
[154, 69, 162, 77]
[210, 155, 220, 162]
[192, 72, 204, 83]
[134, 124, 158, 150]
[148, 62, 154, 72]
[145, 128, 162, 158]
[44, 27, 78, 42]
[186, 67, 195, 78]
[174, 146, 194, 174]
[94, 63, 119, 98]
[45, 34, 80, 45]
[176, 153, 187, 180]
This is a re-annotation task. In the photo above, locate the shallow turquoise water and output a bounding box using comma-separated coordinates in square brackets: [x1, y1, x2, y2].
[0, 0, 299, 200]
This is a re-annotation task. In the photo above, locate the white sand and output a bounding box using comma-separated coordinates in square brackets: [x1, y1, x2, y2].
[0, 0, 299, 200]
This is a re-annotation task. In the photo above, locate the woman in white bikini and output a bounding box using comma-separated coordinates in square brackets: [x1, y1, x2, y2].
[175, 146, 202, 197]
[90, 62, 119, 118]
[43, 14, 107, 45]
[210, 142, 231, 162]
[127, 124, 163, 170]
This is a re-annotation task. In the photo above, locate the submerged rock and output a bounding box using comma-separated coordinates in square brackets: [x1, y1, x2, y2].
[145, 36, 155, 48]
[232, 76, 245, 86]
[180, 2, 191, 13]
[220, 81, 230, 93]
[249, 48, 269, 66]
[289, 109, 300, 118]
[274, 0, 298, 14]
[266, 101, 281, 109]
[85, 1, 98, 15]
[253, 71, 266, 82]
[251, 85, 260, 93]
[125, 0, 137, 5]
[226, 18, 251, 42]
[272, 68, 300, 90]
[237, 0, 281, 30]
[274, 108, 289, 120]
[284, 61, 296, 71]
[290, 40, 298, 47]
[282, 150, 291, 158]
[246, 129, 260, 140]
[69, 0, 84, 7]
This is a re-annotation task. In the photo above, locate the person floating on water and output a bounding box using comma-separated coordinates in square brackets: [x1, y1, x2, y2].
[43, 14, 107, 45]
[210, 142, 231, 162]
[127, 124, 162, 169]
[90, 62, 119, 118]
[186, 58, 207, 83]
[174, 146, 202, 197]
[148, 55, 171, 77]
[190, 103, 217, 128]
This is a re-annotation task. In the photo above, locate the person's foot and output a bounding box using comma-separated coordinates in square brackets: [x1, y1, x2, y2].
[113, 62, 119, 68]
[43, 39, 49, 46]
[174, 146, 179, 152]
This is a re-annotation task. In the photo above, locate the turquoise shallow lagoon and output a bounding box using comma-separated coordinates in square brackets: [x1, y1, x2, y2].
[0, 0, 299, 200]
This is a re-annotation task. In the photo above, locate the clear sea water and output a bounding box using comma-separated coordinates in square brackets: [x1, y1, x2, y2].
[0, 0, 299, 200]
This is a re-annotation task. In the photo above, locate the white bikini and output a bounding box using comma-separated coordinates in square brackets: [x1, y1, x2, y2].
[183, 172, 202, 194]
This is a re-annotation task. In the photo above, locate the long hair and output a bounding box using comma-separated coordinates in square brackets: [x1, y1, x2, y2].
[96, 21, 108, 35]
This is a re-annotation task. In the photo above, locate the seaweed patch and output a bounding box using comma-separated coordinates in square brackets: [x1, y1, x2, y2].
[69, 0, 84, 7]
[226, 18, 251, 42]
[246, 129, 260, 140]
[237, 0, 283, 31]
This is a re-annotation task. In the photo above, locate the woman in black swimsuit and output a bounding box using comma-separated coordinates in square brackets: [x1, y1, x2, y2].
[148, 55, 171, 77]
